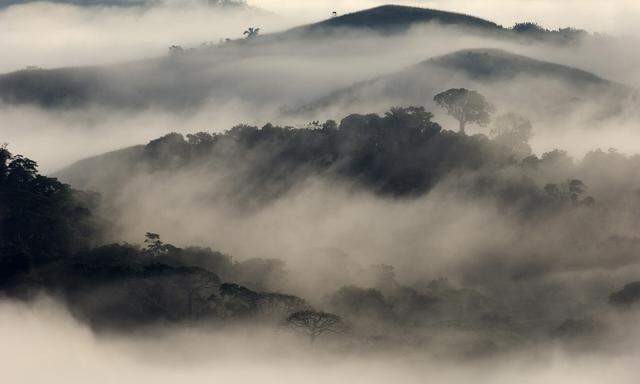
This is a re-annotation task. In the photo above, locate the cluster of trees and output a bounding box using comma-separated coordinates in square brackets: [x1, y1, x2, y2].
[111, 89, 598, 218]
[0, 145, 102, 289]
[169, 25, 261, 54]
[511, 22, 588, 43]
[0, 146, 344, 337]
[133, 102, 526, 199]
[7, 93, 640, 346]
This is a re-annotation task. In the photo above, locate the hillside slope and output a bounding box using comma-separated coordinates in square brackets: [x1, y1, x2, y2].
[289, 48, 633, 123]
[0, 7, 599, 110]
[282, 5, 501, 37]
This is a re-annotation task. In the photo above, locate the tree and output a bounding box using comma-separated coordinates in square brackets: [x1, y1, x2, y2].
[0, 146, 99, 272]
[286, 310, 345, 343]
[543, 179, 594, 205]
[144, 232, 171, 257]
[490, 112, 533, 158]
[433, 88, 495, 134]
[243, 27, 260, 39]
[512, 22, 547, 34]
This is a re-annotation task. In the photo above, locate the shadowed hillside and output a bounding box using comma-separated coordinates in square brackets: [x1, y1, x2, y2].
[289, 48, 634, 123]
[428, 49, 611, 85]
[284, 5, 501, 37]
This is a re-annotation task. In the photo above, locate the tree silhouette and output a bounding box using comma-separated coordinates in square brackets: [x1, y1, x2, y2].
[243, 27, 260, 39]
[286, 310, 345, 343]
[144, 232, 171, 257]
[434, 88, 495, 134]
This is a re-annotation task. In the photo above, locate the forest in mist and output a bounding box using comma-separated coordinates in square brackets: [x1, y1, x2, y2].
[2, 1, 640, 383]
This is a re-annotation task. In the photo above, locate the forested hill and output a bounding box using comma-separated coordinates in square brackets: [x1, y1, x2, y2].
[57, 107, 516, 199]
[56, 105, 599, 216]
[6, 105, 640, 346]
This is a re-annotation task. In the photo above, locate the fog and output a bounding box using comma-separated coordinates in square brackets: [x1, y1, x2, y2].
[2, 298, 640, 383]
[3, 1, 640, 381]
[0, 1, 291, 72]
[3, 16, 640, 172]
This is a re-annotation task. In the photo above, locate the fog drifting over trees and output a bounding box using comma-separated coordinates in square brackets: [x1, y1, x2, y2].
[3, 1, 640, 383]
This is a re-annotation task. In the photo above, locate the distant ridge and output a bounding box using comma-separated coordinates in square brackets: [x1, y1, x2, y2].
[426, 49, 611, 86]
[288, 48, 629, 117]
[0, 6, 602, 110]
[284, 5, 501, 36]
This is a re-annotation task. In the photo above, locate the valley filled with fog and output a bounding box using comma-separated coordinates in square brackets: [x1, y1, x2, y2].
[2, 1, 640, 383]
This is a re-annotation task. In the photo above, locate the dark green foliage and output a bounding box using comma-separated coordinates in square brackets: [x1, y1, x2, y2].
[219, 283, 307, 320]
[512, 22, 588, 43]
[0, 147, 309, 328]
[512, 22, 546, 34]
[58, 105, 603, 220]
[70, 106, 521, 199]
[433, 88, 495, 133]
[286, 310, 345, 342]
[0, 145, 100, 288]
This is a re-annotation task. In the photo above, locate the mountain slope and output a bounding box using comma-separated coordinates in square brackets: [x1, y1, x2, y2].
[0, 7, 599, 110]
[428, 48, 610, 85]
[282, 5, 501, 37]
[289, 48, 633, 123]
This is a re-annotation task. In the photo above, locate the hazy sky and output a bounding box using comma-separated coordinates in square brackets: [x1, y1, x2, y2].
[251, 0, 640, 34]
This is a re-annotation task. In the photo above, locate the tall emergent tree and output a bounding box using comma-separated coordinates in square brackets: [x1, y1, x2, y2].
[433, 88, 495, 134]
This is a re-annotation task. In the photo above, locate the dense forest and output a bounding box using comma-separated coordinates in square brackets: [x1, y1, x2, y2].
[4, 95, 640, 354]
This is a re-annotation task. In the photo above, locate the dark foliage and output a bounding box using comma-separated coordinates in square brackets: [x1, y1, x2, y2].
[610, 281, 640, 307]
[0, 147, 308, 328]
[286, 310, 346, 342]
[68, 106, 524, 199]
[0, 145, 101, 289]
[433, 88, 495, 133]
